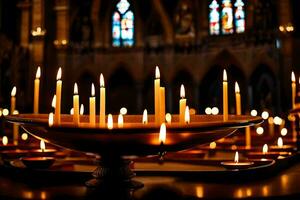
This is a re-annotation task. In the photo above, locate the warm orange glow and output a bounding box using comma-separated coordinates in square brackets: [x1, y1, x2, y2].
[74, 83, 78, 95]
[120, 107, 127, 115]
[209, 142, 216, 149]
[51, 95, 56, 108]
[250, 109, 257, 116]
[281, 128, 288, 136]
[159, 123, 166, 144]
[11, 86, 16, 97]
[277, 137, 283, 147]
[263, 144, 268, 154]
[118, 114, 124, 128]
[185, 106, 190, 124]
[180, 84, 185, 98]
[36, 66, 41, 79]
[268, 117, 274, 124]
[56, 67, 62, 80]
[80, 104, 84, 115]
[107, 114, 113, 129]
[235, 82, 240, 93]
[165, 113, 172, 124]
[234, 151, 239, 163]
[100, 73, 105, 87]
[155, 66, 160, 79]
[223, 69, 227, 82]
[142, 109, 148, 124]
[70, 108, 74, 115]
[291, 71, 295, 82]
[2, 109, 9, 116]
[2, 136, 8, 146]
[48, 112, 54, 126]
[21, 133, 28, 140]
[40, 140, 46, 152]
[91, 83, 95, 96]
[261, 111, 269, 120]
[256, 127, 264, 135]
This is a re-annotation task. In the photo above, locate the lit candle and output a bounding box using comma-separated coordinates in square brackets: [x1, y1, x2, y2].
[154, 66, 161, 124]
[99, 74, 106, 128]
[166, 113, 172, 124]
[89, 83, 96, 126]
[185, 106, 190, 124]
[263, 144, 268, 155]
[10, 86, 16, 113]
[33, 66, 41, 114]
[2, 136, 8, 146]
[142, 109, 148, 124]
[73, 83, 80, 125]
[235, 82, 241, 115]
[107, 114, 113, 130]
[159, 123, 166, 144]
[160, 87, 165, 123]
[80, 104, 84, 115]
[118, 114, 123, 128]
[221, 151, 254, 170]
[40, 140, 46, 152]
[48, 112, 54, 127]
[223, 70, 228, 121]
[291, 71, 296, 109]
[179, 84, 187, 124]
[51, 95, 56, 109]
[55, 68, 62, 125]
[277, 137, 283, 148]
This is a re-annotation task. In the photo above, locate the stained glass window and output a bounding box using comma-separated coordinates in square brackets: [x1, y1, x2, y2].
[234, 0, 245, 33]
[209, 0, 220, 35]
[221, 0, 233, 34]
[112, 0, 134, 47]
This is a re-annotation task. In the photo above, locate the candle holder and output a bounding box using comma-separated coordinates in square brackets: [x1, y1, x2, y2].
[20, 157, 55, 169]
[221, 160, 254, 170]
[5, 114, 262, 190]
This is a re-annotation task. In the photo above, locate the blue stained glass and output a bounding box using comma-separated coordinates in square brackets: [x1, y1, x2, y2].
[221, 0, 234, 34]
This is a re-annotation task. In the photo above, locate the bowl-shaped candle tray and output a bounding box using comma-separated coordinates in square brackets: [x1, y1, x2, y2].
[5, 114, 262, 190]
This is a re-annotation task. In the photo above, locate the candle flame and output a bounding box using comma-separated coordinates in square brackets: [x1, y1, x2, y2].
[185, 106, 190, 124]
[120, 107, 127, 115]
[209, 142, 216, 149]
[11, 86, 16, 97]
[235, 82, 240, 93]
[48, 112, 54, 126]
[142, 109, 148, 124]
[70, 108, 74, 115]
[155, 66, 160, 79]
[234, 151, 239, 163]
[100, 73, 105, 87]
[36, 66, 41, 79]
[159, 123, 166, 144]
[91, 83, 95, 96]
[118, 114, 124, 128]
[291, 71, 295, 82]
[180, 84, 185, 98]
[263, 144, 268, 154]
[223, 69, 227, 81]
[165, 113, 172, 124]
[56, 67, 62, 80]
[74, 83, 78, 95]
[80, 104, 84, 115]
[107, 114, 113, 129]
[2, 136, 8, 146]
[40, 140, 46, 152]
[277, 137, 283, 147]
[51, 95, 56, 108]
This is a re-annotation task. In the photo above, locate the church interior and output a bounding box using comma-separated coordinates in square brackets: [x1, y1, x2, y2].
[0, 0, 300, 199]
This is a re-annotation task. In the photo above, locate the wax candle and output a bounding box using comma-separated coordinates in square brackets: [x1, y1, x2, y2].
[55, 68, 62, 125]
[179, 84, 187, 124]
[245, 126, 251, 149]
[154, 66, 161, 124]
[89, 83, 96, 126]
[185, 106, 190, 124]
[291, 71, 296, 109]
[34, 66, 41, 114]
[73, 83, 80, 125]
[223, 70, 228, 121]
[142, 109, 148, 124]
[99, 74, 106, 128]
[10, 87, 16, 114]
[160, 87, 165, 123]
[235, 82, 241, 115]
[107, 114, 113, 130]
[118, 114, 123, 128]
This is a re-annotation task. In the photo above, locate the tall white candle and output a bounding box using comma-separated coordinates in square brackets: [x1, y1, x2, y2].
[179, 84, 187, 124]
[55, 68, 62, 125]
[34, 66, 41, 114]
[73, 83, 80, 125]
[99, 74, 106, 127]
[223, 70, 228, 121]
[154, 66, 161, 124]
[89, 83, 96, 126]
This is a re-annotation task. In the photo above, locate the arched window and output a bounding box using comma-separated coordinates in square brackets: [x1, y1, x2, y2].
[112, 0, 134, 47]
[209, 0, 245, 35]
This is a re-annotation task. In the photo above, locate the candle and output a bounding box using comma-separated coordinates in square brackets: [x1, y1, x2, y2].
[107, 114, 113, 130]
[99, 74, 106, 128]
[80, 104, 84, 115]
[89, 83, 96, 126]
[263, 144, 268, 155]
[291, 71, 296, 109]
[10, 86, 16, 113]
[185, 106, 190, 124]
[154, 66, 161, 124]
[223, 70, 228, 121]
[268, 117, 274, 136]
[160, 87, 165, 123]
[48, 112, 54, 127]
[34, 66, 41, 114]
[118, 114, 123, 128]
[221, 151, 254, 170]
[55, 68, 62, 125]
[277, 137, 283, 147]
[245, 126, 251, 149]
[40, 140, 46, 152]
[179, 84, 187, 124]
[142, 109, 148, 124]
[159, 123, 166, 144]
[235, 82, 241, 115]
[73, 83, 80, 125]
[166, 113, 172, 124]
